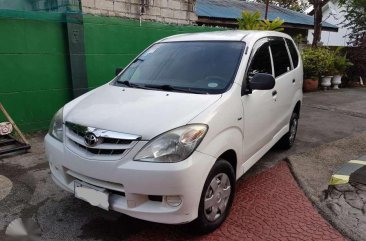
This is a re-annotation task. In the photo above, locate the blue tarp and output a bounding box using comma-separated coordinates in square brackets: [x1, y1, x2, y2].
[195, 0, 338, 30]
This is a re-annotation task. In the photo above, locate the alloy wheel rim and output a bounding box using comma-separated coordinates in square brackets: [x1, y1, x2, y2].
[204, 173, 231, 222]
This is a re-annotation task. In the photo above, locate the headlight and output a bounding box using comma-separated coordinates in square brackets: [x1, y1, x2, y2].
[48, 107, 64, 142]
[134, 124, 208, 163]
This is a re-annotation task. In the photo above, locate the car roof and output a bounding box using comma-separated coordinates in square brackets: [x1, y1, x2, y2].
[159, 30, 292, 43]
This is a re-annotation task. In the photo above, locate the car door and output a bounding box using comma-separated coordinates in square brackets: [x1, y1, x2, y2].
[268, 37, 295, 133]
[241, 38, 277, 162]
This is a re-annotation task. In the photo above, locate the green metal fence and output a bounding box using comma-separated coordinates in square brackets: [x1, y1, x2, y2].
[0, 5, 217, 132]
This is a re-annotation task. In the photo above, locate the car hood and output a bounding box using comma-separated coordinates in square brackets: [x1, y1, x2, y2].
[65, 84, 221, 140]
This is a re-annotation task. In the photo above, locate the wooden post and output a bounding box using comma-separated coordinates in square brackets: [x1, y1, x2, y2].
[265, 0, 270, 20]
[0, 103, 30, 145]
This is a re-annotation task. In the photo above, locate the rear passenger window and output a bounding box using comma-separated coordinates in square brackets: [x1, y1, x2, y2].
[270, 39, 292, 77]
[247, 43, 272, 81]
[285, 39, 299, 68]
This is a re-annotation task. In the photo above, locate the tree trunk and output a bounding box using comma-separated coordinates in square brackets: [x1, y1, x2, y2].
[312, 1, 323, 47]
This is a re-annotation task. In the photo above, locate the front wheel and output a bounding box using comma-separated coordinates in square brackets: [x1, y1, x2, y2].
[279, 112, 299, 149]
[192, 159, 235, 234]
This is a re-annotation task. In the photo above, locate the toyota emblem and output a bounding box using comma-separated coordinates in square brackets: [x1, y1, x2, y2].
[84, 132, 98, 147]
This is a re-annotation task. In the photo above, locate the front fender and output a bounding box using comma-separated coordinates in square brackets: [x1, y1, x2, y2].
[196, 127, 243, 179]
[192, 85, 244, 179]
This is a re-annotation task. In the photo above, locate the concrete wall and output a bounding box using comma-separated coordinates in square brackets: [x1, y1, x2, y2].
[81, 0, 197, 25]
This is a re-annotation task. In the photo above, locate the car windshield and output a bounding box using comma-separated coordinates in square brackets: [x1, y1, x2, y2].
[116, 41, 245, 94]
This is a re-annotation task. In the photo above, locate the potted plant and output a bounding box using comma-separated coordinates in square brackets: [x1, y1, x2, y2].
[332, 48, 353, 89]
[302, 48, 319, 92]
[302, 47, 334, 91]
[318, 48, 335, 90]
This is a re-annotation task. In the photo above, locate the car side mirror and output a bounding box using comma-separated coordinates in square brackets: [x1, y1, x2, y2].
[115, 67, 124, 76]
[250, 73, 275, 90]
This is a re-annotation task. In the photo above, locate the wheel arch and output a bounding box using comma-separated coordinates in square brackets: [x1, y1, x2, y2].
[294, 100, 301, 118]
[217, 149, 237, 179]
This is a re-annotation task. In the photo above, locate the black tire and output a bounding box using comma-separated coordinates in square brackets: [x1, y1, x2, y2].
[279, 112, 299, 149]
[192, 159, 235, 234]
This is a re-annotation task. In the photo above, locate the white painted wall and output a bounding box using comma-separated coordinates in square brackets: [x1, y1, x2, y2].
[308, 0, 350, 46]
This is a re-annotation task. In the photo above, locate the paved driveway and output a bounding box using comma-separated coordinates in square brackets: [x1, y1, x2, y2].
[1, 88, 366, 240]
[251, 88, 366, 175]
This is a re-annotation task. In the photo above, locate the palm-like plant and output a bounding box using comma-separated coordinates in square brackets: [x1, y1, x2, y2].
[332, 47, 353, 75]
[237, 11, 285, 31]
[261, 18, 285, 31]
[238, 11, 262, 30]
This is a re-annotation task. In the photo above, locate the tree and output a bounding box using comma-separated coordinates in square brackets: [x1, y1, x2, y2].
[253, 0, 324, 47]
[338, 0, 366, 82]
[339, 0, 366, 46]
[254, 0, 310, 12]
[309, 0, 326, 47]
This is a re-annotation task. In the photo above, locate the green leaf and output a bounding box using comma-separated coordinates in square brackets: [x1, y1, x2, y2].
[237, 11, 284, 32]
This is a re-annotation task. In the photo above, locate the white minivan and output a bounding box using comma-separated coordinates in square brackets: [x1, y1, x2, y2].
[45, 30, 303, 232]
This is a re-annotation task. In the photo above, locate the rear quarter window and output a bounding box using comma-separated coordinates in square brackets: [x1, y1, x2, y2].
[285, 39, 299, 68]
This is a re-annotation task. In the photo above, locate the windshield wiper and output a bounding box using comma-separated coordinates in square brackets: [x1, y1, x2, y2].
[144, 84, 208, 94]
[118, 80, 132, 86]
[117, 80, 150, 90]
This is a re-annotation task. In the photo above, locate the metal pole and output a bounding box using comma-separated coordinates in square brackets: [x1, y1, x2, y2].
[265, 0, 270, 20]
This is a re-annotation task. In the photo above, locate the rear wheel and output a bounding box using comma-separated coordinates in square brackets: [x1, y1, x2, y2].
[193, 159, 235, 234]
[279, 112, 299, 149]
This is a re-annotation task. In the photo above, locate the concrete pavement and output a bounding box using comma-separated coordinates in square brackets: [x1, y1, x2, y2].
[249, 87, 366, 176]
[289, 132, 366, 241]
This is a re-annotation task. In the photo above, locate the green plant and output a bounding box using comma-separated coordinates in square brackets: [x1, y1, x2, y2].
[237, 11, 284, 31]
[261, 18, 285, 31]
[339, 0, 366, 46]
[293, 34, 304, 46]
[302, 47, 334, 78]
[238, 11, 262, 30]
[332, 47, 353, 75]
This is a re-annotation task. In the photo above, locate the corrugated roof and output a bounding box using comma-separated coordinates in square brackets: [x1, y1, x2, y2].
[195, 0, 338, 31]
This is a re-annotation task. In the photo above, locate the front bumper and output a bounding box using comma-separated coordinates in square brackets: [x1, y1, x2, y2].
[45, 134, 216, 224]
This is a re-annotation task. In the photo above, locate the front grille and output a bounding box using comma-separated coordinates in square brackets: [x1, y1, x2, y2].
[101, 137, 132, 145]
[69, 127, 84, 138]
[69, 127, 132, 145]
[65, 122, 141, 160]
[72, 140, 126, 155]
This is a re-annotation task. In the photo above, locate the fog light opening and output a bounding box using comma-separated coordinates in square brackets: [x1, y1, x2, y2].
[166, 195, 182, 207]
[148, 195, 162, 202]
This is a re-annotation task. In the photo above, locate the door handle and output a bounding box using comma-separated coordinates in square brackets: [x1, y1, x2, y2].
[272, 90, 277, 96]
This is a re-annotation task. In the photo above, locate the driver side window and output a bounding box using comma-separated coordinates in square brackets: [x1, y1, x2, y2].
[247, 43, 272, 81]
